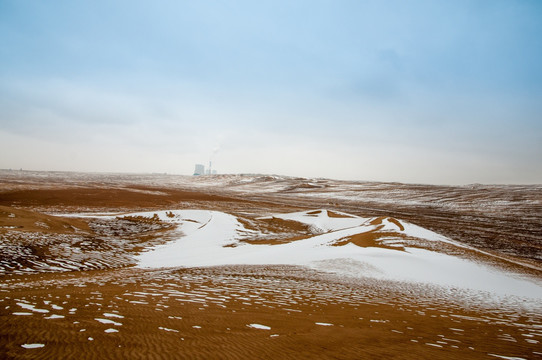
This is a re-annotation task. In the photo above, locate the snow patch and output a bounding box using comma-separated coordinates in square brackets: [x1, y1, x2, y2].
[17, 302, 49, 313]
[159, 327, 179, 333]
[129, 209, 542, 302]
[95, 318, 122, 326]
[44, 314, 64, 319]
[488, 355, 527, 360]
[247, 323, 271, 330]
[103, 312, 124, 318]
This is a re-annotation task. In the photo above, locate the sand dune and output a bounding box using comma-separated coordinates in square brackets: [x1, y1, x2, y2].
[0, 205, 90, 234]
[0, 170, 541, 359]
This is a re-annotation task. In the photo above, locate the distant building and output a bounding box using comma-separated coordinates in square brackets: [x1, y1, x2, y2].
[194, 164, 205, 176]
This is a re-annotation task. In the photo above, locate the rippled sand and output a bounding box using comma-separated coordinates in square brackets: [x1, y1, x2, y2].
[1, 171, 541, 359]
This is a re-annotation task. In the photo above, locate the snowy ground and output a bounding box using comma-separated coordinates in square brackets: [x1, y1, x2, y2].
[127, 209, 542, 305]
[1, 171, 541, 359]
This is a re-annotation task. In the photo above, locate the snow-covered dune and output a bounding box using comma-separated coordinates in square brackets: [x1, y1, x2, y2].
[134, 209, 542, 301]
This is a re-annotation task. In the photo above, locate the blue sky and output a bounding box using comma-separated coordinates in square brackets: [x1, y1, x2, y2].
[1, 0, 541, 184]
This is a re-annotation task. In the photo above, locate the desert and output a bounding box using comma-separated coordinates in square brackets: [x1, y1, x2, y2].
[1, 170, 541, 359]
[3, 1, 542, 359]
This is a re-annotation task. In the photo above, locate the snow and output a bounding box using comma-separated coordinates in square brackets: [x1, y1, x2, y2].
[95, 318, 122, 326]
[315, 322, 333, 326]
[21, 343, 45, 349]
[135, 210, 248, 268]
[488, 355, 527, 360]
[16, 302, 49, 313]
[103, 312, 124, 318]
[44, 314, 64, 319]
[158, 327, 179, 333]
[130, 209, 542, 301]
[247, 324, 271, 330]
[258, 209, 370, 233]
[104, 328, 119, 333]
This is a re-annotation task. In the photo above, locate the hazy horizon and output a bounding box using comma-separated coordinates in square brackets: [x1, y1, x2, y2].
[1, 1, 541, 185]
[3, 168, 542, 188]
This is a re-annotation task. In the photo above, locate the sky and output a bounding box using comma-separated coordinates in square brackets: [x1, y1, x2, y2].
[1, 0, 541, 184]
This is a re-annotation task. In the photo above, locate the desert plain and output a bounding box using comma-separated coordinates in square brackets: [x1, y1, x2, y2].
[0, 170, 541, 359]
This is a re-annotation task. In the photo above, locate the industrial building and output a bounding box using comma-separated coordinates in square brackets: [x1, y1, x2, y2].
[193, 164, 205, 176]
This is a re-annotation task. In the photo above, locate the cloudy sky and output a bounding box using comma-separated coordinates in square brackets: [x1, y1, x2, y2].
[1, 0, 541, 184]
